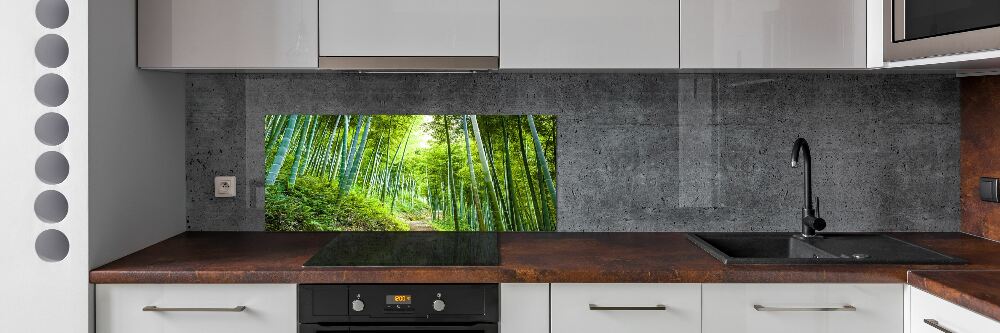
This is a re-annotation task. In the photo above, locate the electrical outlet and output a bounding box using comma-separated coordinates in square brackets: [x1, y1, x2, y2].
[215, 176, 236, 198]
[981, 177, 999, 202]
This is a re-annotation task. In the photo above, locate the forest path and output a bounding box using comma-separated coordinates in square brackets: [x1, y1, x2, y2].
[405, 217, 434, 231]
[399, 216, 434, 231]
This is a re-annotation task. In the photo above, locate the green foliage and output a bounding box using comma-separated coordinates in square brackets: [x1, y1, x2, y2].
[429, 216, 457, 231]
[265, 175, 408, 231]
[263, 114, 557, 232]
[396, 207, 428, 222]
[265, 115, 299, 185]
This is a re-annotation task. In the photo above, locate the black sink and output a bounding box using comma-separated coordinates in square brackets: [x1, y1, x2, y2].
[687, 233, 965, 265]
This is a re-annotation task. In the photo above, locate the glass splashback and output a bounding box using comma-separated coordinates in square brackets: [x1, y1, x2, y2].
[263, 114, 556, 232]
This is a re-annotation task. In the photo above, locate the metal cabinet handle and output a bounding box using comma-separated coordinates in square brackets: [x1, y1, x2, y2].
[753, 305, 856, 312]
[589, 304, 667, 311]
[923, 319, 954, 333]
[142, 306, 247, 312]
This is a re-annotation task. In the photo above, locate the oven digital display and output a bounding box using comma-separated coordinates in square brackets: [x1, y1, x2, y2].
[386, 295, 412, 305]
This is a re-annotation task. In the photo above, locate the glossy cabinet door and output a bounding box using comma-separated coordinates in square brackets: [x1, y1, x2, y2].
[500, 283, 549, 333]
[137, 0, 318, 69]
[702, 283, 903, 333]
[551, 283, 701, 333]
[96, 284, 297, 333]
[681, 0, 871, 68]
[500, 0, 680, 69]
[910, 287, 1000, 333]
[319, 0, 499, 57]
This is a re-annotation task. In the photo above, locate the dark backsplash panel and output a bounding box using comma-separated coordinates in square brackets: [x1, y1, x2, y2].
[960, 76, 1000, 242]
[186, 73, 960, 232]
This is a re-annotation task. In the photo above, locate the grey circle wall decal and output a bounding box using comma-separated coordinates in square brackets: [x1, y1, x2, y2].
[35, 112, 69, 145]
[35, 229, 69, 262]
[35, 151, 69, 185]
[34, 190, 68, 223]
[34, 73, 69, 107]
[35, 34, 68, 68]
[36, 0, 69, 29]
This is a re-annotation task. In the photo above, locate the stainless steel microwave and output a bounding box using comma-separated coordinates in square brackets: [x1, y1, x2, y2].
[885, 0, 1000, 62]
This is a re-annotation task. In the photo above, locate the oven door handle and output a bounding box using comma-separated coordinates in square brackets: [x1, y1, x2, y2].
[300, 323, 497, 333]
[349, 324, 497, 332]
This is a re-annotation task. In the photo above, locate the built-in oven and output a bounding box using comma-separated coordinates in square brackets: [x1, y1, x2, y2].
[885, 0, 1000, 61]
[299, 284, 498, 333]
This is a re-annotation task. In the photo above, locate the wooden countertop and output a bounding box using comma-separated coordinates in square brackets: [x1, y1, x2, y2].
[908, 270, 1000, 322]
[90, 232, 1000, 284]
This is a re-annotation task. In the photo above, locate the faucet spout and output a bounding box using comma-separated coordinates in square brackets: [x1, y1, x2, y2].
[791, 138, 825, 237]
[791, 138, 813, 212]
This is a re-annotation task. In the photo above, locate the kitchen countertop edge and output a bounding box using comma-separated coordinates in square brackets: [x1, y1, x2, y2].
[908, 270, 1000, 323]
[90, 232, 1000, 285]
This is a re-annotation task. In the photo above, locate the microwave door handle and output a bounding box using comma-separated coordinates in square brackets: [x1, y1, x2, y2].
[893, 0, 906, 41]
[301, 327, 350, 333]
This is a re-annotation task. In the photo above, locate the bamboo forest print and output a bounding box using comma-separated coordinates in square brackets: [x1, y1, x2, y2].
[264, 115, 557, 232]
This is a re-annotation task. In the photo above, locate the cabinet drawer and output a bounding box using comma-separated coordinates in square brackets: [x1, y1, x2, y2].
[551, 283, 700, 333]
[910, 287, 1000, 333]
[96, 284, 296, 333]
[703, 283, 903, 333]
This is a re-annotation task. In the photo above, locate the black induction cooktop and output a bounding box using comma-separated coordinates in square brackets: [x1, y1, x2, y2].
[303, 232, 500, 267]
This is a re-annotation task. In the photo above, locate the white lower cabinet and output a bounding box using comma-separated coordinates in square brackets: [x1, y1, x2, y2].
[500, 283, 549, 333]
[95, 284, 296, 333]
[910, 287, 1000, 333]
[551, 283, 701, 333]
[96, 282, 1000, 333]
[702, 284, 904, 333]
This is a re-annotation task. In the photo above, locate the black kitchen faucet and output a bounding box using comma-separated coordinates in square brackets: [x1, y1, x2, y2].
[791, 138, 826, 237]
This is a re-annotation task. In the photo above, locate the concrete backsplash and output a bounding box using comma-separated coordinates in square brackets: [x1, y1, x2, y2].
[186, 73, 960, 232]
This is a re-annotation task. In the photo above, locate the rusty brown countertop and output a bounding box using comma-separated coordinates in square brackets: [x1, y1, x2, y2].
[908, 270, 1000, 322]
[91, 232, 1000, 285]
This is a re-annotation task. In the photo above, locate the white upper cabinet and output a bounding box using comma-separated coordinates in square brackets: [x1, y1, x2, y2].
[681, 0, 877, 69]
[138, 0, 318, 69]
[133, 0, 883, 70]
[500, 0, 680, 69]
[319, 0, 499, 57]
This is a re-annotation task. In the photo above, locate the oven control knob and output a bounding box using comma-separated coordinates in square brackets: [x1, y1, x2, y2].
[432, 299, 446, 312]
[351, 299, 365, 312]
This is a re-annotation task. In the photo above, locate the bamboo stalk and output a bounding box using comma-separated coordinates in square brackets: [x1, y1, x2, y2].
[265, 115, 299, 185]
[469, 115, 505, 231]
[527, 115, 557, 212]
[288, 115, 315, 186]
[517, 116, 543, 229]
[462, 116, 487, 231]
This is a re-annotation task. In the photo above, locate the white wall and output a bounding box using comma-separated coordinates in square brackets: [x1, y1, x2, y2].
[0, 0, 90, 331]
[1, 0, 185, 331]
[88, 0, 186, 270]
